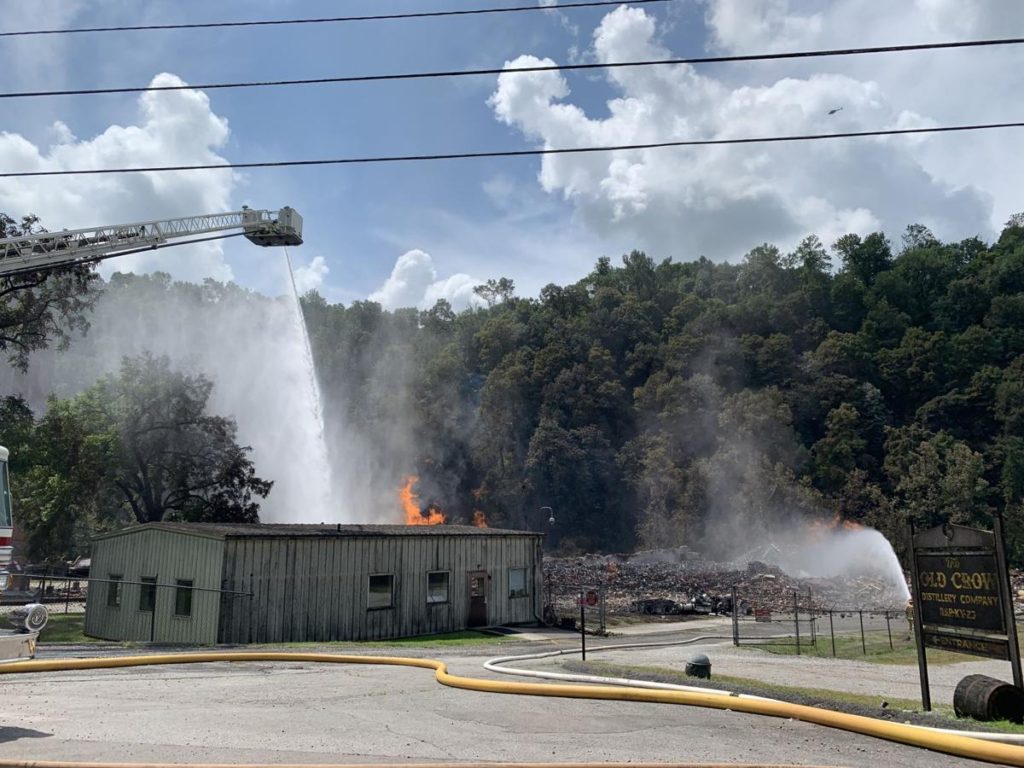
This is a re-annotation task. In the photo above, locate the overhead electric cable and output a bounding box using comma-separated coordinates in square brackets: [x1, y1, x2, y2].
[2, 37, 1021, 100]
[0, 0, 669, 37]
[2, 122, 1021, 179]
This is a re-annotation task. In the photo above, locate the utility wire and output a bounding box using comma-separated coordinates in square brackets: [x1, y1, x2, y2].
[3, 122, 1021, 179]
[0, 0, 669, 37]
[3, 37, 1022, 100]
[0, 233, 247, 279]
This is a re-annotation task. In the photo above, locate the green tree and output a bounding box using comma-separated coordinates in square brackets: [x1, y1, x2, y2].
[884, 427, 990, 528]
[833, 232, 893, 286]
[72, 354, 272, 526]
[811, 403, 867, 493]
[473, 277, 516, 307]
[0, 213, 100, 370]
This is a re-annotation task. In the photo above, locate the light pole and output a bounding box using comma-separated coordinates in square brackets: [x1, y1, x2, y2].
[539, 506, 556, 527]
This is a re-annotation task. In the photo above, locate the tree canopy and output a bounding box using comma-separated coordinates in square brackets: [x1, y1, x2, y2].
[4, 214, 1024, 563]
[1, 354, 271, 561]
[300, 217, 1024, 558]
[0, 213, 100, 371]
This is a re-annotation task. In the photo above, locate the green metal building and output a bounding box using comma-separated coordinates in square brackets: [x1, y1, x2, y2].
[84, 523, 543, 644]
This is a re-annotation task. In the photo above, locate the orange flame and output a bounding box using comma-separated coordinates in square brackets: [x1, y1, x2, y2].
[472, 510, 489, 528]
[808, 512, 863, 537]
[400, 475, 447, 526]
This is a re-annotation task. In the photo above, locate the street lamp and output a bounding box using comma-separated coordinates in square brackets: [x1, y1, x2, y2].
[539, 506, 555, 527]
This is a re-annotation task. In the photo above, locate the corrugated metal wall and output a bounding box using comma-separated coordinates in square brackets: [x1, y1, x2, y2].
[218, 533, 543, 643]
[84, 528, 225, 644]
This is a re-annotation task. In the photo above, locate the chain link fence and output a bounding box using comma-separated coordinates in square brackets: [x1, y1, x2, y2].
[732, 584, 910, 656]
[0, 572, 89, 616]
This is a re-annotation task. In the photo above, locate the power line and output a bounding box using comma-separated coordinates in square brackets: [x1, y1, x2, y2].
[3, 122, 1021, 179]
[0, 0, 669, 37]
[3, 37, 1021, 100]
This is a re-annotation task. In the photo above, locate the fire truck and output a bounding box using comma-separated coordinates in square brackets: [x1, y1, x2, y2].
[0, 205, 303, 660]
[0, 445, 48, 661]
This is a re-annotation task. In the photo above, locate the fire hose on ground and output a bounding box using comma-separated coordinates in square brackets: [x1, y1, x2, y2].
[483, 637, 1024, 747]
[0, 651, 1022, 767]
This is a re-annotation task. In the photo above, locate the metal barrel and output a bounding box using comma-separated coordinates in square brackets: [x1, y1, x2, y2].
[953, 674, 1024, 723]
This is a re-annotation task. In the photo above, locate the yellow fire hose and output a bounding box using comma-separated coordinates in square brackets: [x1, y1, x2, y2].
[0, 763, 837, 768]
[1, 652, 1022, 767]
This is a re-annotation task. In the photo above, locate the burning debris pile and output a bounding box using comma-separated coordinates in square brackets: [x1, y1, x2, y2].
[397, 476, 491, 527]
[543, 547, 910, 618]
[400, 476, 446, 525]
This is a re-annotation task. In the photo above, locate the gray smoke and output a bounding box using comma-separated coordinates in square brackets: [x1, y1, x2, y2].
[1, 256, 348, 523]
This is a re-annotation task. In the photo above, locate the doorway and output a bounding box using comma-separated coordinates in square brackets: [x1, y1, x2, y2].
[468, 571, 488, 627]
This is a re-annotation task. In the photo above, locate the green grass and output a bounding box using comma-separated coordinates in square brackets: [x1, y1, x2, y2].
[573, 659, 942, 711]
[740, 631, 968, 665]
[380, 630, 512, 646]
[32, 615, 508, 649]
[571, 659, 1024, 734]
[37, 613, 102, 644]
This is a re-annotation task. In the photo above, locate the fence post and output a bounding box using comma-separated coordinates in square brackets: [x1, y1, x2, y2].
[793, 590, 800, 655]
[808, 588, 816, 647]
[885, 611, 893, 650]
[150, 572, 159, 643]
[731, 585, 739, 646]
[829, 610, 836, 657]
[859, 610, 866, 655]
[579, 591, 586, 662]
[64, 576, 71, 615]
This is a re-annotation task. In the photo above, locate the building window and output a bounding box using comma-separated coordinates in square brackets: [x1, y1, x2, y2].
[174, 580, 193, 618]
[509, 568, 528, 598]
[427, 571, 449, 604]
[139, 577, 157, 612]
[368, 574, 394, 610]
[107, 574, 122, 607]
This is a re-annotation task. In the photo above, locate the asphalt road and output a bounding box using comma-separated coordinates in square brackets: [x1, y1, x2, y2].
[0, 640, 997, 767]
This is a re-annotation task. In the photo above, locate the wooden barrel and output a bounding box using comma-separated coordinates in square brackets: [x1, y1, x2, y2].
[953, 674, 1024, 723]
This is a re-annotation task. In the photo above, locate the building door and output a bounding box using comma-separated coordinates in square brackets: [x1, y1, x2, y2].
[468, 571, 488, 627]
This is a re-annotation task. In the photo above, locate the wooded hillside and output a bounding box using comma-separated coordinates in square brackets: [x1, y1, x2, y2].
[302, 218, 1024, 559]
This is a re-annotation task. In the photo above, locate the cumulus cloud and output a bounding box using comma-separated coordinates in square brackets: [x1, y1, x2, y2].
[291, 255, 330, 294]
[369, 249, 484, 310]
[490, 3, 1017, 260]
[0, 73, 237, 281]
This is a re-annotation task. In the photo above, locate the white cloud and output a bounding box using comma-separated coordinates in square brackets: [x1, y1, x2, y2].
[0, 73, 237, 282]
[489, 4, 1019, 260]
[291, 255, 330, 294]
[369, 249, 484, 311]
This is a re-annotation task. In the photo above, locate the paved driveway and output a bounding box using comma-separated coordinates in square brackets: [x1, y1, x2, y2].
[0, 643, 999, 767]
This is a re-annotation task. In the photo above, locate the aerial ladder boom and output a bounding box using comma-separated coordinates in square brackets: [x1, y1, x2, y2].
[0, 206, 302, 277]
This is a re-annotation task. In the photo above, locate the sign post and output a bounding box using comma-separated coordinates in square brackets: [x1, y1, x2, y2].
[909, 520, 1023, 710]
[994, 510, 1023, 689]
[907, 519, 931, 710]
[731, 585, 739, 646]
[579, 590, 586, 662]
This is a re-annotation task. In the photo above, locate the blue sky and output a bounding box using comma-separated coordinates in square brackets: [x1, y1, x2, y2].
[1, 0, 1022, 307]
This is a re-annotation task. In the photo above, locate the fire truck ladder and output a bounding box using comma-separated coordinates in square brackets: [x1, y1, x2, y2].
[0, 206, 303, 277]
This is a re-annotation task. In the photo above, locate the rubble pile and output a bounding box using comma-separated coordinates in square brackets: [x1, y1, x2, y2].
[543, 551, 910, 616]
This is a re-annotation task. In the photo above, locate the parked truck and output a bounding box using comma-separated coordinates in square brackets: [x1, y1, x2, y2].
[0, 446, 48, 661]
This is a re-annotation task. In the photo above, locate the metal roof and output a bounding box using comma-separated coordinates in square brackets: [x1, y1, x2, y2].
[93, 522, 543, 541]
